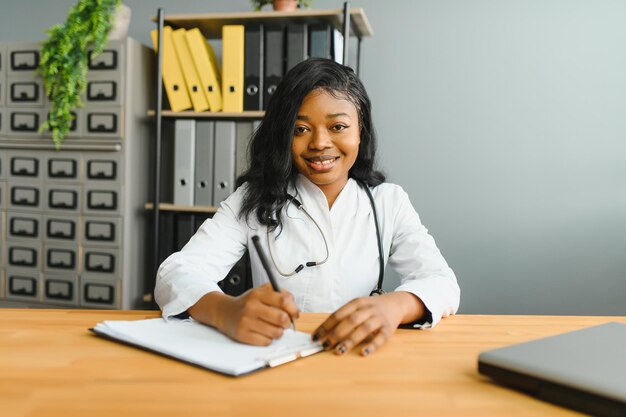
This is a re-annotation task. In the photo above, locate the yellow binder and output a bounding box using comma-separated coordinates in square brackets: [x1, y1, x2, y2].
[172, 28, 209, 112]
[150, 26, 192, 112]
[185, 28, 223, 112]
[221, 25, 245, 113]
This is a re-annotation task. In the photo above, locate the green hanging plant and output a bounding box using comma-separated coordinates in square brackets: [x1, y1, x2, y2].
[38, 0, 121, 150]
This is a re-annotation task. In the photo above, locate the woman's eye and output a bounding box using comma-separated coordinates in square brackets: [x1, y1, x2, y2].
[332, 124, 348, 132]
[294, 126, 309, 135]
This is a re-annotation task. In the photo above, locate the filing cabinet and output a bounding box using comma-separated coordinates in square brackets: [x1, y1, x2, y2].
[0, 38, 154, 309]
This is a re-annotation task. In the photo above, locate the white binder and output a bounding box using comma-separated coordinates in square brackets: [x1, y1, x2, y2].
[194, 121, 215, 206]
[235, 121, 253, 178]
[213, 121, 236, 205]
[173, 119, 196, 205]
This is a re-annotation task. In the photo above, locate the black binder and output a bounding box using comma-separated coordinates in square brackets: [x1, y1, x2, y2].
[263, 25, 285, 110]
[218, 253, 252, 297]
[244, 24, 264, 111]
[309, 24, 332, 59]
[286, 23, 308, 72]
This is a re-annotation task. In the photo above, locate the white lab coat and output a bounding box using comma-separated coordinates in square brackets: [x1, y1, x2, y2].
[155, 175, 460, 327]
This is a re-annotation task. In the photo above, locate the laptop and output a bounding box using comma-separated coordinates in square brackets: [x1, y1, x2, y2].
[478, 322, 626, 417]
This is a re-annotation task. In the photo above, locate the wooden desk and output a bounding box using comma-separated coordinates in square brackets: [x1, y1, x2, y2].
[1, 310, 624, 417]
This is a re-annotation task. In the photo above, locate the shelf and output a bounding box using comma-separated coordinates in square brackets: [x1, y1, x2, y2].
[147, 110, 264, 119]
[145, 202, 218, 214]
[153, 8, 373, 39]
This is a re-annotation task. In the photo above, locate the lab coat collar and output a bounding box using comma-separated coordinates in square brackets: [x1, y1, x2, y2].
[293, 174, 357, 211]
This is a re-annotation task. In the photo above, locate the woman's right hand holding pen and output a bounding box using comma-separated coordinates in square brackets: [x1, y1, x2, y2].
[188, 284, 299, 346]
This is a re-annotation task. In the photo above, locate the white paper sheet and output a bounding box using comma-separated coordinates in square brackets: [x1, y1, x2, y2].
[92, 318, 323, 376]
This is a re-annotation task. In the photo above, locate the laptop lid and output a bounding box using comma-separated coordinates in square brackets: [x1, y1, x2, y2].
[478, 322, 626, 417]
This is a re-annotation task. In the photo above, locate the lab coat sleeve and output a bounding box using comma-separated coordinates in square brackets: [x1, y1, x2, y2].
[154, 187, 249, 319]
[387, 188, 460, 327]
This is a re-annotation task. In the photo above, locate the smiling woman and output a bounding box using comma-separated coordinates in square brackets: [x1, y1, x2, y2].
[155, 58, 460, 357]
[291, 89, 361, 207]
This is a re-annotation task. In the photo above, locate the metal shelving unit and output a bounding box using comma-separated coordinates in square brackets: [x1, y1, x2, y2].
[149, 2, 372, 293]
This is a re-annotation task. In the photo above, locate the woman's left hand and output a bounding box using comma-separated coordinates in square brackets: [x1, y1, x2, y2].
[312, 291, 426, 356]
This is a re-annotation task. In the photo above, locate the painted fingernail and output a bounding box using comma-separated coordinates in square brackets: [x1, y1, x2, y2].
[363, 348, 370, 356]
[322, 341, 330, 349]
[337, 345, 346, 355]
[312, 333, 319, 342]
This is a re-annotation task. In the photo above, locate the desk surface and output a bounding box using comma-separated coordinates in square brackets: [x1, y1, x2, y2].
[1, 309, 624, 417]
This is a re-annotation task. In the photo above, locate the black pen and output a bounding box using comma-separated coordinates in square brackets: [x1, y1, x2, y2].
[251, 235, 296, 331]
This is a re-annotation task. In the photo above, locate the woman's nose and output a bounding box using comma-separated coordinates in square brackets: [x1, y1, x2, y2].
[308, 129, 333, 150]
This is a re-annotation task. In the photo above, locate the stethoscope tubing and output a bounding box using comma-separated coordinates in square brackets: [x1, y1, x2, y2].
[265, 179, 386, 295]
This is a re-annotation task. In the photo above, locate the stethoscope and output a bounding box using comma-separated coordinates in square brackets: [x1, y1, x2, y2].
[266, 180, 386, 296]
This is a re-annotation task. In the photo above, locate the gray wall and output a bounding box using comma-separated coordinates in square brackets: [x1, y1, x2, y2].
[2, 0, 624, 315]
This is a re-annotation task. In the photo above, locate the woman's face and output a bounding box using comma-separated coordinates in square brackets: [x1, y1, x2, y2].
[291, 89, 360, 203]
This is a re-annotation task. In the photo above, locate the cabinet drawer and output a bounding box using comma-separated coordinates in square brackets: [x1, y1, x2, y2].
[0, 45, 5, 105]
[9, 182, 42, 211]
[83, 217, 121, 247]
[44, 244, 79, 273]
[6, 269, 41, 302]
[80, 276, 119, 308]
[7, 78, 44, 107]
[8, 153, 41, 179]
[85, 79, 120, 106]
[0, 108, 5, 136]
[45, 184, 81, 212]
[0, 152, 6, 179]
[84, 153, 121, 181]
[43, 109, 83, 139]
[83, 247, 120, 276]
[6, 241, 41, 269]
[84, 108, 121, 138]
[84, 185, 120, 214]
[7, 108, 44, 137]
[46, 155, 80, 181]
[7, 212, 41, 240]
[7, 44, 40, 74]
[0, 181, 5, 209]
[43, 274, 79, 306]
[88, 47, 120, 71]
[44, 215, 79, 242]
